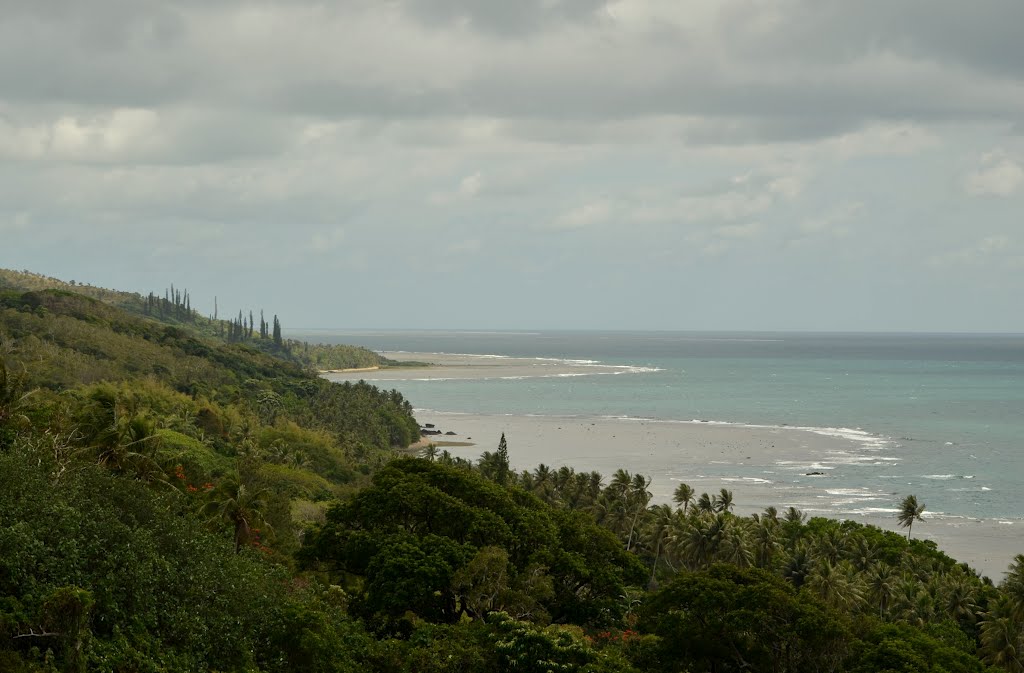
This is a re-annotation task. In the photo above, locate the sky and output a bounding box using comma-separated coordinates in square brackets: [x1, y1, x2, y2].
[2, 1, 1024, 332]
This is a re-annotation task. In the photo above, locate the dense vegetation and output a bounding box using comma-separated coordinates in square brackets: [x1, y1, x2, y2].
[1, 277, 1022, 672]
[0, 269, 409, 372]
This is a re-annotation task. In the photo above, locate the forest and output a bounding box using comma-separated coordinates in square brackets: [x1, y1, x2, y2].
[0, 272, 1022, 673]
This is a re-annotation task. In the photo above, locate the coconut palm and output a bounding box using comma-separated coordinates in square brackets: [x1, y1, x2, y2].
[783, 506, 806, 525]
[672, 483, 695, 514]
[980, 598, 1024, 673]
[782, 544, 812, 589]
[865, 563, 897, 618]
[79, 390, 165, 483]
[750, 516, 780, 569]
[643, 504, 676, 587]
[848, 536, 880, 572]
[622, 473, 653, 551]
[890, 575, 935, 626]
[669, 514, 705, 570]
[806, 560, 865, 611]
[814, 526, 848, 566]
[718, 519, 753, 568]
[897, 494, 926, 539]
[532, 464, 557, 503]
[0, 360, 34, 432]
[939, 571, 980, 624]
[713, 488, 735, 513]
[204, 475, 272, 553]
[1003, 553, 1024, 621]
[695, 492, 715, 514]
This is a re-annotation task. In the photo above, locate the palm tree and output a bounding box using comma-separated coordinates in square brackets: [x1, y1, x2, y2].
[806, 560, 865, 612]
[783, 506, 806, 525]
[677, 514, 719, 570]
[532, 464, 557, 503]
[695, 492, 715, 514]
[865, 563, 896, 619]
[980, 598, 1024, 673]
[713, 488, 734, 513]
[204, 475, 272, 553]
[673, 483, 695, 514]
[719, 518, 752, 568]
[939, 571, 980, 625]
[1002, 553, 1024, 621]
[750, 516, 780, 569]
[782, 544, 812, 589]
[80, 390, 165, 483]
[0, 360, 34, 432]
[643, 504, 676, 587]
[814, 526, 847, 566]
[606, 472, 653, 551]
[848, 536, 880, 572]
[897, 494, 926, 539]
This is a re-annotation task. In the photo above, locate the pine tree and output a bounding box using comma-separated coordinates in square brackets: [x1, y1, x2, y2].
[495, 433, 510, 485]
[272, 315, 282, 347]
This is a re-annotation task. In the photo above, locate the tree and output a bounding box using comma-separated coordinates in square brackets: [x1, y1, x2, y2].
[479, 434, 512, 486]
[897, 495, 926, 540]
[713, 488, 734, 513]
[639, 565, 851, 673]
[672, 482, 694, 514]
[204, 475, 272, 552]
[644, 503, 676, 587]
[273, 315, 283, 347]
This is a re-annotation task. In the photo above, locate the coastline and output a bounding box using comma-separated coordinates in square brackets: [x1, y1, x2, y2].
[319, 365, 380, 374]
[322, 351, 661, 382]
[322, 349, 1021, 579]
[411, 411, 1020, 580]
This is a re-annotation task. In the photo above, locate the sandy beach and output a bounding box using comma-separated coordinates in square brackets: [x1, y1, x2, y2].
[322, 351, 660, 382]
[411, 411, 1021, 580]
[324, 350, 1021, 579]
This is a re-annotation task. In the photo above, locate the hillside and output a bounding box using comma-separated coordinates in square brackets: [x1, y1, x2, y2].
[0, 268, 413, 371]
[0, 277, 1021, 673]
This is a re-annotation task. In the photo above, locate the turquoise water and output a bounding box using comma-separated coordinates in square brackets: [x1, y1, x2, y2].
[300, 330, 1024, 522]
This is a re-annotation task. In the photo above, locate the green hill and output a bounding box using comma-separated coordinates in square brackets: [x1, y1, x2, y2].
[0, 273, 1019, 673]
[0, 268, 416, 371]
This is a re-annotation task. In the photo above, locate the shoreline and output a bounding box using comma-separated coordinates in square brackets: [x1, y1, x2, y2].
[409, 410, 1020, 580]
[321, 351, 1021, 579]
[323, 351, 661, 382]
[319, 365, 380, 374]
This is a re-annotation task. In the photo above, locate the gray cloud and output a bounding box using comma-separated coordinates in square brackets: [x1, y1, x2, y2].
[2, 0, 1024, 330]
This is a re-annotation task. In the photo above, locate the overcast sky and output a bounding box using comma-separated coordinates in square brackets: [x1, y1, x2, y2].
[2, 1, 1024, 331]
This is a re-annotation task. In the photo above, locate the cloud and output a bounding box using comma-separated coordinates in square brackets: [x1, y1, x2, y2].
[429, 171, 485, 205]
[631, 171, 804, 225]
[965, 151, 1024, 196]
[796, 202, 863, 239]
[3, 1, 1024, 330]
[928, 235, 1016, 268]
[310, 227, 346, 253]
[550, 200, 613, 229]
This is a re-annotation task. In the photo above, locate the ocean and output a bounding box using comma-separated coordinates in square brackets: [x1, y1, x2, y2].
[299, 330, 1024, 525]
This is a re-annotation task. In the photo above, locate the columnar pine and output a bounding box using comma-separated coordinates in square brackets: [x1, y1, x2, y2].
[272, 315, 282, 347]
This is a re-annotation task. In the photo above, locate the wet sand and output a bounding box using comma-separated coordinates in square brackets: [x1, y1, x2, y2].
[322, 351, 659, 382]
[323, 351, 1021, 579]
[412, 411, 1021, 580]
